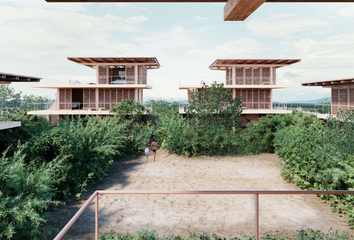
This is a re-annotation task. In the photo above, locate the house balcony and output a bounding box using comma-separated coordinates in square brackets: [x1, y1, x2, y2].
[30, 76, 153, 89]
[179, 78, 287, 90]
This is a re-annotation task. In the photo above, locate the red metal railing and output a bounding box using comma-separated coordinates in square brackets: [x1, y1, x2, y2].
[54, 190, 354, 240]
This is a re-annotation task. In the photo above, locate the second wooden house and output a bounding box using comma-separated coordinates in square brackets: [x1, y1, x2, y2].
[28, 57, 160, 119]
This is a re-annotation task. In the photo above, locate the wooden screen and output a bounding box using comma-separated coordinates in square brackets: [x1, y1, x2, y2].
[245, 68, 252, 85]
[235, 89, 271, 110]
[232, 67, 274, 86]
[253, 68, 260, 85]
[235, 89, 247, 108]
[59, 89, 72, 110]
[98, 66, 108, 84]
[236, 68, 244, 85]
[340, 89, 348, 105]
[261, 68, 270, 85]
[138, 66, 147, 84]
[226, 68, 232, 85]
[98, 89, 136, 109]
[332, 85, 354, 115]
[126, 66, 135, 84]
[83, 89, 96, 109]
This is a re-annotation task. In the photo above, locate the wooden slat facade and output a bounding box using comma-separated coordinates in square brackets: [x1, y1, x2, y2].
[331, 84, 354, 115]
[59, 89, 72, 110]
[224, 67, 274, 86]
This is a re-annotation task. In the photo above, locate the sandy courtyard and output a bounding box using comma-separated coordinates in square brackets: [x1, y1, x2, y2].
[47, 151, 354, 239]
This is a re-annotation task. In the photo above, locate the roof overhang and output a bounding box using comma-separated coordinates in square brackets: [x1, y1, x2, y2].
[0, 72, 41, 84]
[301, 78, 354, 88]
[68, 57, 160, 69]
[179, 85, 288, 90]
[45, 0, 352, 21]
[31, 84, 153, 89]
[0, 121, 21, 130]
[209, 59, 301, 70]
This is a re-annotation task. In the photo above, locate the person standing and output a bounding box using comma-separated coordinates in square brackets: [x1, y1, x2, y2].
[151, 139, 159, 162]
[144, 145, 150, 163]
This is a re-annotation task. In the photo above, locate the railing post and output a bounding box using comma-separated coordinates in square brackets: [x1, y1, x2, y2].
[255, 194, 259, 240]
[95, 193, 99, 240]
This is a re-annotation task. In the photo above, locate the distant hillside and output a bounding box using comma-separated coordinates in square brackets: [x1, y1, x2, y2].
[289, 97, 331, 104]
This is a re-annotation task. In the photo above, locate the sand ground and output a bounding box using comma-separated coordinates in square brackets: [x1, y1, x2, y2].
[47, 151, 354, 239]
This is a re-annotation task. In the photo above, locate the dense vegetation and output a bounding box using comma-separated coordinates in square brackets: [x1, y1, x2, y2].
[275, 111, 354, 226]
[101, 228, 352, 240]
[0, 99, 151, 239]
[1, 83, 354, 239]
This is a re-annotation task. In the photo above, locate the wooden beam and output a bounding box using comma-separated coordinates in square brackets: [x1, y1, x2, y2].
[224, 0, 266, 21]
[0, 81, 11, 84]
[45, 0, 354, 2]
[46, 0, 227, 2]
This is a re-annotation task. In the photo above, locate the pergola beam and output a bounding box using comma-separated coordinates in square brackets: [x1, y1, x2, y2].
[224, 0, 266, 21]
[45, 0, 354, 21]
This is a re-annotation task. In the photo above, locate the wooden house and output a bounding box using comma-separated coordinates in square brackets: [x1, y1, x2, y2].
[27, 57, 159, 119]
[302, 78, 354, 115]
[179, 59, 301, 123]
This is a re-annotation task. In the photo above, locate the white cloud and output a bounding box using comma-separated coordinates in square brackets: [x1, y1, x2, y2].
[282, 33, 354, 60]
[133, 25, 205, 50]
[194, 16, 207, 20]
[246, 14, 330, 38]
[0, 4, 148, 62]
[188, 38, 267, 58]
[337, 5, 354, 17]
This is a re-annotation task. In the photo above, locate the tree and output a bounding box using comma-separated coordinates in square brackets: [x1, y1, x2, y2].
[0, 85, 21, 108]
[109, 99, 153, 156]
[109, 99, 147, 122]
[185, 82, 243, 129]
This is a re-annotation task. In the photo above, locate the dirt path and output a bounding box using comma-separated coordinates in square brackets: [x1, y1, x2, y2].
[47, 151, 354, 239]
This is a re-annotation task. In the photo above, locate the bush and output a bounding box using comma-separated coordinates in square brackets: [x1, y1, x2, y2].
[274, 110, 354, 226]
[0, 145, 61, 239]
[0, 110, 50, 154]
[24, 116, 128, 199]
[245, 113, 295, 153]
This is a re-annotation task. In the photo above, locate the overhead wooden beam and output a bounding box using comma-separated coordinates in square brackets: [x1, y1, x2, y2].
[46, 0, 226, 2]
[224, 0, 266, 21]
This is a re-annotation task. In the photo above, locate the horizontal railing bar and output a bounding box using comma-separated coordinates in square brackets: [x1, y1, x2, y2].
[54, 191, 98, 240]
[97, 190, 354, 195]
[55, 190, 354, 240]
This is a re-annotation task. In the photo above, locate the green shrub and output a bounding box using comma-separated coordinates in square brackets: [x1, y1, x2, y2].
[245, 113, 295, 153]
[0, 145, 61, 239]
[275, 110, 354, 226]
[24, 116, 128, 199]
[0, 110, 50, 154]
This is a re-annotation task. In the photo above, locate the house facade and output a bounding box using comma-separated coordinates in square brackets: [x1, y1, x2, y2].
[302, 78, 354, 115]
[179, 59, 301, 123]
[28, 57, 159, 118]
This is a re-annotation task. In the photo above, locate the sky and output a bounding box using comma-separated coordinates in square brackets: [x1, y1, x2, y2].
[1, 0, 354, 102]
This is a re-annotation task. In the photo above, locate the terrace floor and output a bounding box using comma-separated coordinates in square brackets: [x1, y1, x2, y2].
[47, 151, 354, 239]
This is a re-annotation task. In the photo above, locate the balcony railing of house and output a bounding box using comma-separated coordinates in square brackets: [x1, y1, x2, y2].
[273, 102, 331, 115]
[54, 190, 354, 240]
[0, 101, 54, 112]
[39, 77, 152, 86]
[179, 78, 275, 87]
[98, 76, 150, 85]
